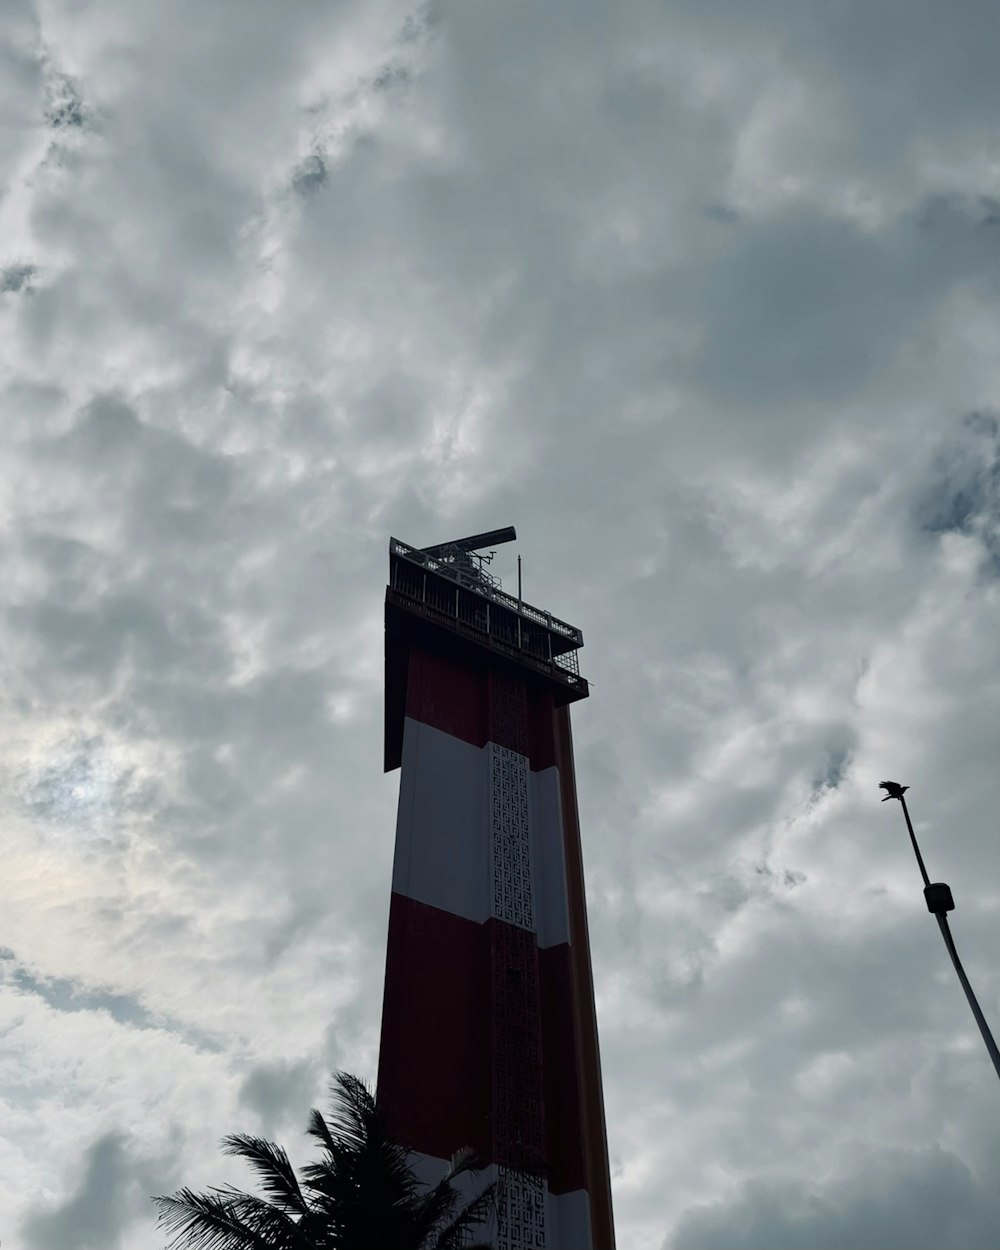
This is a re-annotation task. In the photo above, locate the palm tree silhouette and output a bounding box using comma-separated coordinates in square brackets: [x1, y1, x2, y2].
[154, 1071, 500, 1249]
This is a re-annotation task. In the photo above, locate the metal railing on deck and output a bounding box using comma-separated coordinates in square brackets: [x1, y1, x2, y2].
[389, 537, 583, 646]
[388, 538, 586, 690]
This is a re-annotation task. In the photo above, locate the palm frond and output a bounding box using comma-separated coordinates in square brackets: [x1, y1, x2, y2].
[441, 1148, 487, 1183]
[154, 1188, 284, 1250]
[220, 1193, 312, 1247]
[411, 1168, 461, 1237]
[412, 1151, 500, 1249]
[427, 1178, 502, 1250]
[220, 1133, 312, 1217]
[302, 1072, 418, 1216]
[413, 1149, 483, 1224]
[320, 1071, 374, 1155]
[304, 1107, 337, 1158]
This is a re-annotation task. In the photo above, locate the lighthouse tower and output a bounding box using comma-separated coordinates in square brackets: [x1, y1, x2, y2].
[377, 529, 615, 1249]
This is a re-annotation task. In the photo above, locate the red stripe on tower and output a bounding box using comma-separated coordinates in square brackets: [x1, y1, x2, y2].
[377, 533, 615, 1250]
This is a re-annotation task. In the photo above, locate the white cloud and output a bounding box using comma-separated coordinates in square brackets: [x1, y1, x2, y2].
[2, 0, 1000, 1247]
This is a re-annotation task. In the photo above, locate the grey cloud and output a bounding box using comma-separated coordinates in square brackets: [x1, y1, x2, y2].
[238, 1058, 317, 1133]
[1, 263, 37, 293]
[669, 0, 1000, 165]
[9, 591, 204, 696]
[372, 60, 412, 95]
[702, 204, 740, 224]
[1, 952, 225, 1055]
[6, 962, 157, 1030]
[811, 741, 853, 797]
[21, 1132, 157, 1250]
[917, 411, 1000, 569]
[293, 152, 328, 195]
[0, 5, 44, 154]
[683, 197, 1000, 414]
[48, 395, 238, 525]
[44, 73, 84, 129]
[670, 1146, 1000, 1250]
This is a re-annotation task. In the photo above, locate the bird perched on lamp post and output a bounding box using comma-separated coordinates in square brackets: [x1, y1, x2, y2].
[878, 780, 909, 802]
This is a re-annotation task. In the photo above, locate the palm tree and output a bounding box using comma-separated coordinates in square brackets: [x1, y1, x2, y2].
[154, 1071, 500, 1250]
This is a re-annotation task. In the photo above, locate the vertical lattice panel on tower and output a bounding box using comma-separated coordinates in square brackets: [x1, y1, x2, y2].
[490, 745, 533, 930]
[489, 673, 548, 1250]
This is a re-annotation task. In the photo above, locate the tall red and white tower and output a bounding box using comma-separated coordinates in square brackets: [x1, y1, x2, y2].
[377, 529, 615, 1249]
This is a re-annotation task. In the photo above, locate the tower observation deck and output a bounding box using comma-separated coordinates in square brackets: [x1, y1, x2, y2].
[384, 531, 588, 772]
[377, 528, 615, 1249]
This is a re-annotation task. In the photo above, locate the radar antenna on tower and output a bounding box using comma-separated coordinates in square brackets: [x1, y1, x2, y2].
[419, 526, 517, 593]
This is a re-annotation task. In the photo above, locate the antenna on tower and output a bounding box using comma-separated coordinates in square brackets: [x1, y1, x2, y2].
[420, 526, 517, 594]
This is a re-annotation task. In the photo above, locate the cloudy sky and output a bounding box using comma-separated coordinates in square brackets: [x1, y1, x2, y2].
[2, 1, 1000, 1247]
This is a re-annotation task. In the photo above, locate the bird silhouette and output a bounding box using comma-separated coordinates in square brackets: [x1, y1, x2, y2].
[879, 781, 910, 802]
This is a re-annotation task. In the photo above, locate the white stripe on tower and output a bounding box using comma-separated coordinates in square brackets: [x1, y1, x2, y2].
[391, 719, 570, 947]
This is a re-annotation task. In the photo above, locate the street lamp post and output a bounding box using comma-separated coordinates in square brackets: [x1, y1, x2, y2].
[880, 781, 1000, 1084]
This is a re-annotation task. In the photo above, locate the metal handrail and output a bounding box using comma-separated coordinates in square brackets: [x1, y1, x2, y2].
[386, 586, 586, 689]
[389, 538, 582, 644]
